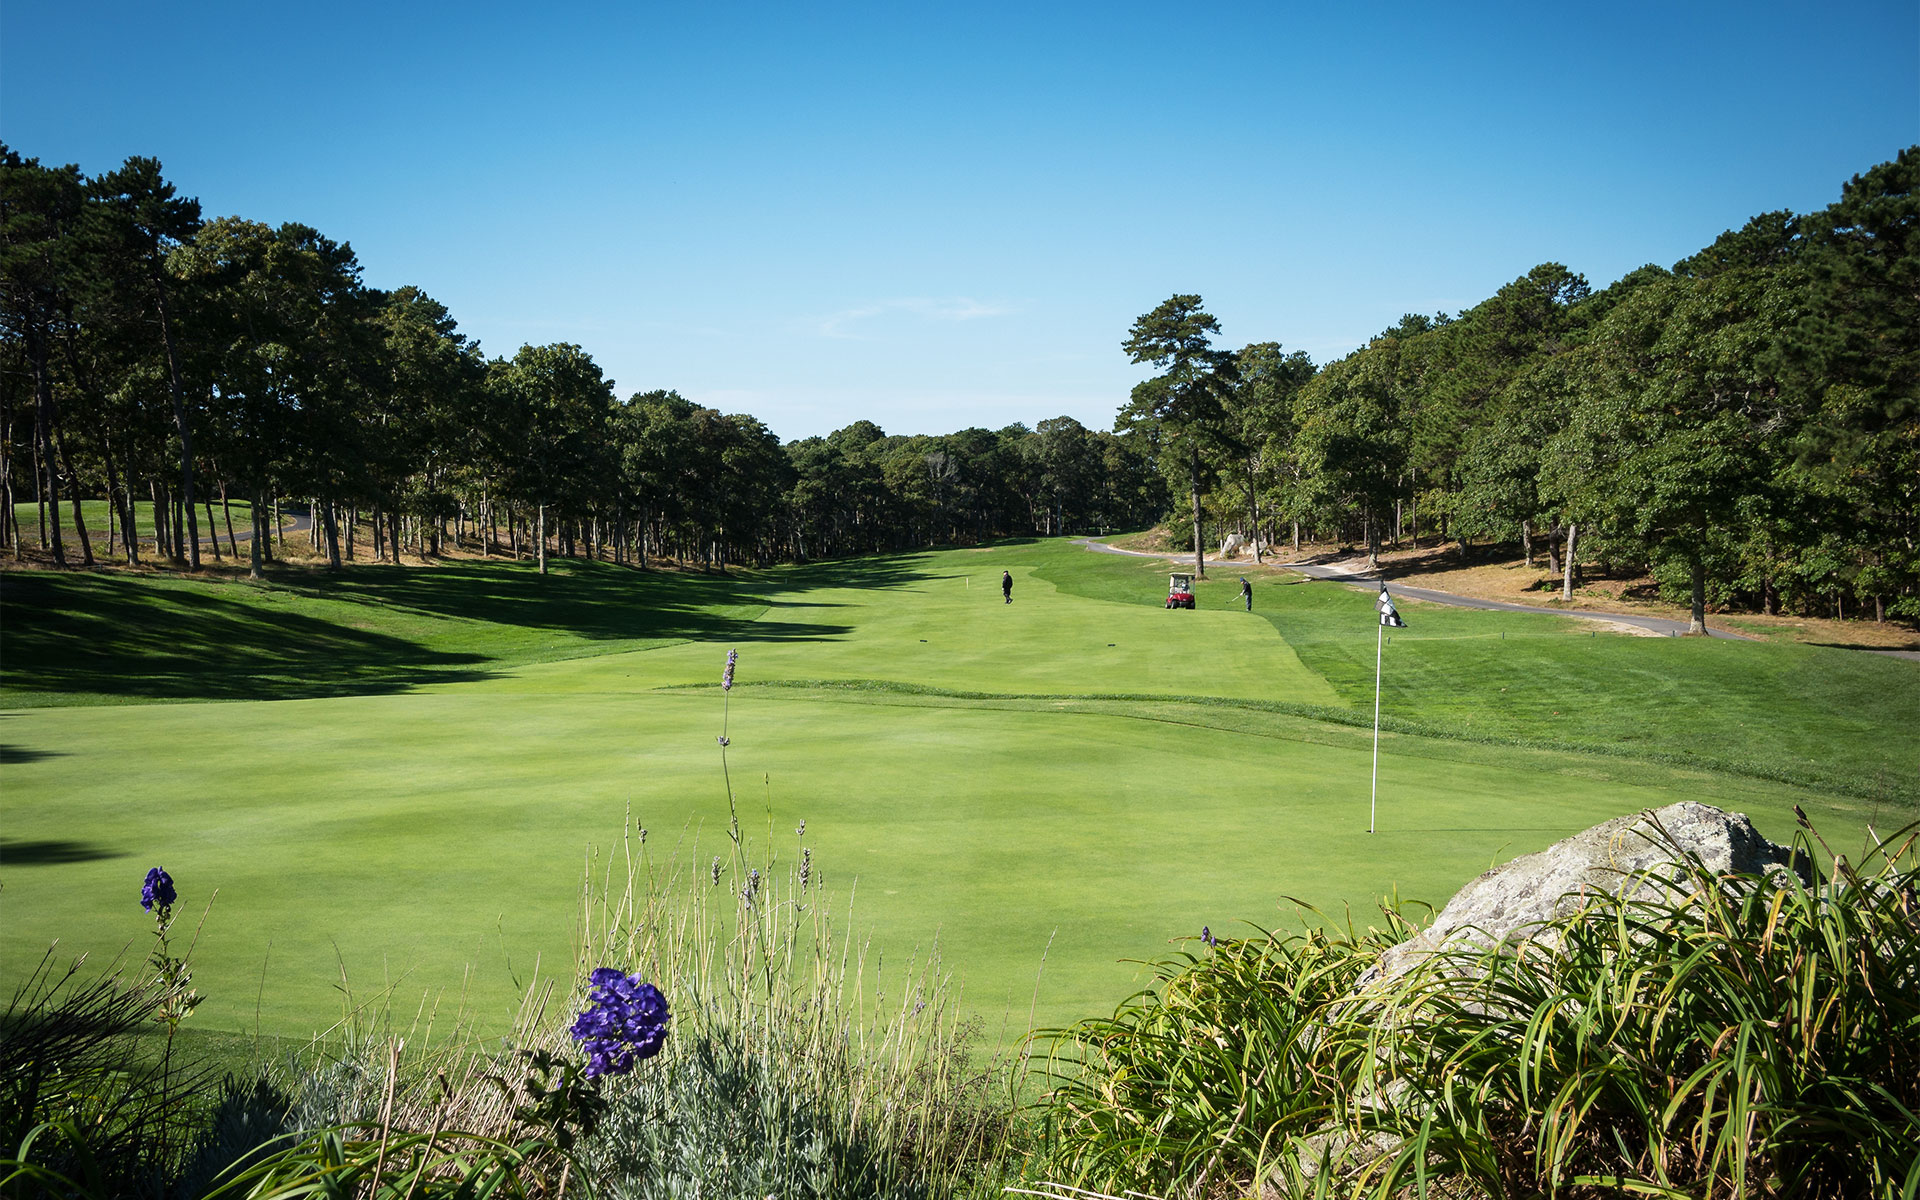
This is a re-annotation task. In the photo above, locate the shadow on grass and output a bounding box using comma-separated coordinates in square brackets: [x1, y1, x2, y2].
[0, 838, 125, 865]
[264, 555, 936, 636]
[0, 743, 66, 764]
[0, 553, 945, 703]
[1, 571, 494, 701]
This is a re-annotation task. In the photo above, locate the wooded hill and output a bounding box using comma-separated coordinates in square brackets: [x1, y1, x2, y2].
[3, 145, 1913, 628]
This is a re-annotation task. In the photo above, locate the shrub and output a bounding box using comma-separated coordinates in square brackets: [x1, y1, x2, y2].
[1032, 819, 1920, 1199]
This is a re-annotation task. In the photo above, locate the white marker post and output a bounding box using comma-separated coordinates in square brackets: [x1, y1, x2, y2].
[1371, 585, 1406, 834]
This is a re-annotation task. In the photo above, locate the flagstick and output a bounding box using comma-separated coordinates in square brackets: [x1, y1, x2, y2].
[1370, 616, 1383, 834]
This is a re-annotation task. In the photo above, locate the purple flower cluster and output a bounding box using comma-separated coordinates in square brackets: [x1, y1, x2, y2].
[570, 968, 670, 1079]
[141, 867, 176, 914]
[721, 649, 737, 692]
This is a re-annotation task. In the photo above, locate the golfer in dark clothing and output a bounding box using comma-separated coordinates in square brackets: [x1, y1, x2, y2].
[1240, 577, 1252, 611]
[1001, 571, 1013, 603]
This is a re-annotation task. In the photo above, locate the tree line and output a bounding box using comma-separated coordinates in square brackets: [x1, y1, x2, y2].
[4, 144, 1914, 630]
[0, 146, 1167, 579]
[1123, 148, 1917, 630]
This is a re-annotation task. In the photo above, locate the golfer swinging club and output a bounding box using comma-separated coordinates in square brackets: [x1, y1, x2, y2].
[1240, 577, 1252, 611]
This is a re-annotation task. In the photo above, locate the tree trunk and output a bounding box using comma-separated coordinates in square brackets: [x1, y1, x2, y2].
[389, 510, 402, 568]
[1688, 556, 1707, 635]
[247, 489, 264, 579]
[29, 331, 67, 567]
[1546, 524, 1559, 578]
[0, 413, 16, 559]
[33, 434, 48, 550]
[203, 495, 220, 560]
[537, 504, 548, 575]
[1522, 520, 1533, 569]
[152, 281, 199, 570]
[123, 471, 139, 565]
[99, 432, 135, 566]
[1190, 446, 1205, 579]
[54, 424, 94, 567]
[321, 502, 342, 568]
[1561, 522, 1577, 601]
[1248, 460, 1263, 564]
[152, 480, 169, 560]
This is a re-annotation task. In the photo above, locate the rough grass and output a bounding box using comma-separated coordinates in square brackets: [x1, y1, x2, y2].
[2, 539, 1913, 1047]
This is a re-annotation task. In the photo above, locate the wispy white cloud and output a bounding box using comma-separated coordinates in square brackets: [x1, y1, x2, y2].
[816, 297, 1017, 339]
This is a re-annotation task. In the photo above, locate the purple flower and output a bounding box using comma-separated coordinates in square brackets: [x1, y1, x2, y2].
[570, 968, 670, 1079]
[721, 649, 737, 692]
[141, 867, 176, 914]
[1201, 926, 1215, 947]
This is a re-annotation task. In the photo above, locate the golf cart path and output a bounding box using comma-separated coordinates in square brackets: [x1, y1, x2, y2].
[127, 504, 312, 550]
[1072, 538, 1919, 659]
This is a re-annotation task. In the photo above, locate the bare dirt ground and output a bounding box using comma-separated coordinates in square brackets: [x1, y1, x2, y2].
[1114, 529, 1920, 653]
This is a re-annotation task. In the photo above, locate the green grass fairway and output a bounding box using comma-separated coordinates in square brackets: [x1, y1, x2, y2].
[4, 541, 1914, 1043]
[12, 498, 280, 548]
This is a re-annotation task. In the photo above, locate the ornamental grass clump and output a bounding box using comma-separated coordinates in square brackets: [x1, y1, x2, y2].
[1342, 816, 1920, 1200]
[565, 648, 1014, 1199]
[1031, 816, 1920, 1200]
[2, 868, 219, 1197]
[1030, 910, 1416, 1197]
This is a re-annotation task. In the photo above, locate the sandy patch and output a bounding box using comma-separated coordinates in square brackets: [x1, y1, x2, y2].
[1591, 619, 1663, 637]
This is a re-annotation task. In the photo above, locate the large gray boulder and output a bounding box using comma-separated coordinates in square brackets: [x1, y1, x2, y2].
[1360, 801, 1805, 989]
[1297, 803, 1808, 1183]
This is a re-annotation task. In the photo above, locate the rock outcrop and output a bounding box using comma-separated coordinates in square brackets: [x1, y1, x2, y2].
[1360, 801, 1806, 989]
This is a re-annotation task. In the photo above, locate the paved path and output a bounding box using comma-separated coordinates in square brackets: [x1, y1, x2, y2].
[141, 505, 311, 550]
[1073, 538, 1749, 640]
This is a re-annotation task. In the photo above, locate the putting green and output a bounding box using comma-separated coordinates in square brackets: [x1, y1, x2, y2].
[1, 540, 1907, 1042]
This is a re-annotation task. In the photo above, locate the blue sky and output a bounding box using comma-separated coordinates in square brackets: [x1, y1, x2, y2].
[4, 1, 1915, 441]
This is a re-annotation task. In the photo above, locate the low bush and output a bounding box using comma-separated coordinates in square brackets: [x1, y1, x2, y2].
[1031, 818, 1920, 1199]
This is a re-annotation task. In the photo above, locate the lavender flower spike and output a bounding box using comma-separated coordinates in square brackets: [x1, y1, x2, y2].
[721, 649, 737, 692]
[141, 867, 176, 914]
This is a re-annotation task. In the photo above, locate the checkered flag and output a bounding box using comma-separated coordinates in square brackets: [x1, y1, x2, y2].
[1377, 586, 1406, 628]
